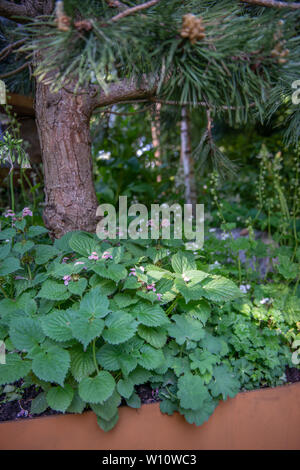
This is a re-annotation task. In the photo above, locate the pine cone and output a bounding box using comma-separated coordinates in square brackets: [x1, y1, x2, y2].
[74, 20, 93, 32]
[180, 14, 205, 45]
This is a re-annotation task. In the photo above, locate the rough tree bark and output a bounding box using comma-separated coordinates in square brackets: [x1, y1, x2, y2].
[35, 81, 99, 238]
[180, 106, 197, 207]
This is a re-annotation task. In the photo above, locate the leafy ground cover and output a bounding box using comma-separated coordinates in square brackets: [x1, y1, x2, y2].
[0, 210, 298, 431]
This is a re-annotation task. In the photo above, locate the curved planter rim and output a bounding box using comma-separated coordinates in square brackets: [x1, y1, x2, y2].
[0, 382, 299, 450]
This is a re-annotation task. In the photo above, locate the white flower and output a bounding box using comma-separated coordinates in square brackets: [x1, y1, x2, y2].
[260, 297, 270, 305]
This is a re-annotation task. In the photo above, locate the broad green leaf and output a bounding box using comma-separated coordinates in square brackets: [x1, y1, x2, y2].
[210, 365, 240, 400]
[125, 392, 141, 408]
[35, 245, 60, 265]
[80, 287, 110, 318]
[97, 412, 119, 432]
[41, 310, 75, 342]
[168, 315, 205, 345]
[70, 344, 96, 382]
[171, 251, 196, 274]
[160, 399, 178, 416]
[114, 293, 139, 309]
[133, 301, 170, 327]
[189, 349, 219, 374]
[0, 228, 16, 240]
[202, 276, 242, 303]
[38, 280, 71, 301]
[0, 257, 20, 276]
[46, 384, 74, 412]
[32, 345, 70, 386]
[0, 242, 11, 259]
[177, 373, 210, 410]
[71, 316, 104, 350]
[96, 344, 138, 376]
[67, 391, 86, 414]
[199, 333, 229, 356]
[103, 311, 137, 345]
[68, 278, 88, 297]
[30, 392, 48, 414]
[181, 400, 218, 426]
[107, 264, 127, 282]
[138, 344, 164, 370]
[91, 390, 121, 421]
[0, 354, 32, 385]
[13, 241, 34, 257]
[116, 379, 134, 399]
[137, 325, 167, 348]
[79, 371, 115, 404]
[27, 226, 48, 238]
[128, 366, 151, 385]
[10, 317, 45, 351]
[69, 232, 97, 257]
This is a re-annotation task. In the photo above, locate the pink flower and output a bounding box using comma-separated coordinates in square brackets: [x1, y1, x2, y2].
[129, 268, 136, 276]
[74, 261, 85, 266]
[22, 207, 33, 217]
[146, 283, 156, 291]
[88, 252, 99, 260]
[161, 218, 170, 228]
[102, 251, 113, 260]
[157, 293, 162, 301]
[63, 275, 72, 285]
[4, 210, 15, 218]
[62, 257, 69, 263]
[182, 275, 190, 283]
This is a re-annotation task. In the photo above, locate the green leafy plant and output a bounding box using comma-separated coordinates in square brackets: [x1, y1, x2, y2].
[0, 212, 297, 431]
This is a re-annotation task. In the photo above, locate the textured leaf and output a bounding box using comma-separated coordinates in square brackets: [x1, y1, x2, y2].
[67, 391, 86, 414]
[30, 392, 48, 415]
[79, 371, 115, 404]
[202, 276, 242, 303]
[137, 325, 167, 348]
[70, 345, 96, 382]
[91, 390, 121, 420]
[71, 316, 104, 350]
[177, 373, 210, 410]
[46, 384, 74, 412]
[160, 399, 178, 416]
[210, 365, 240, 400]
[80, 287, 110, 318]
[68, 278, 88, 297]
[171, 251, 196, 274]
[41, 310, 75, 342]
[38, 280, 71, 301]
[189, 349, 219, 374]
[32, 345, 70, 386]
[181, 400, 218, 426]
[96, 344, 138, 376]
[69, 232, 97, 257]
[114, 293, 139, 309]
[10, 317, 45, 351]
[0, 257, 20, 276]
[199, 333, 229, 356]
[27, 226, 48, 238]
[97, 412, 119, 432]
[133, 301, 170, 327]
[128, 366, 151, 385]
[168, 315, 205, 345]
[107, 264, 127, 282]
[35, 245, 60, 265]
[103, 311, 137, 345]
[0, 354, 32, 385]
[138, 345, 164, 370]
[0, 242, 11, 259]
[116, 379, 134, 399]
[125, 392, 141, 408]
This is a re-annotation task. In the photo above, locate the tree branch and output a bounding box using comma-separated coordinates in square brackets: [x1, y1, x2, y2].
[0, 62, 30, 79]
[110, 0, 160, 22]
[240, 0, 300, 9]
[91, 77, 157, 110]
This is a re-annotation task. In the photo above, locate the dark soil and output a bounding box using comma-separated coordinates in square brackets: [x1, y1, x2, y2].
[0, 367, 299, 423]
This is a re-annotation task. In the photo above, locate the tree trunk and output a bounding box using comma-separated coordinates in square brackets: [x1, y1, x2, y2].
[180, 106, 197, 207]
[35, 81, 98, 238]
[151, 102, 162, 182]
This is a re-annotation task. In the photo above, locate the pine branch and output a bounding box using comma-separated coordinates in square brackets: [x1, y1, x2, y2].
[105, 0, 127, 10]
[0, 62, 30, 79]
[240, 0, 300, 9]
[92, 77, 157, 109]
[0, 40, 26, 62]
[110, 0, 160, 22]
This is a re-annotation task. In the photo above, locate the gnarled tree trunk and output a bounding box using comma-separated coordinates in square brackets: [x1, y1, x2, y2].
[35, 81, 98, 238]
[180, 106, 197, 207]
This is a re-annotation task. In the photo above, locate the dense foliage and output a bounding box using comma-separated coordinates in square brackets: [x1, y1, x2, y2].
[0, 209, 298, 430]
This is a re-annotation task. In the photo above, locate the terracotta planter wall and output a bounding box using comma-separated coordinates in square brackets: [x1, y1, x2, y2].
[0, 383, 299, 450]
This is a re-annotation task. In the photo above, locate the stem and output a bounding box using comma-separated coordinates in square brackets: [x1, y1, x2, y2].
[9, 169, 15, 212]
[92, 339, 99, 374]
[0, 285, 8, 299]
[166, 297, 178, 316]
